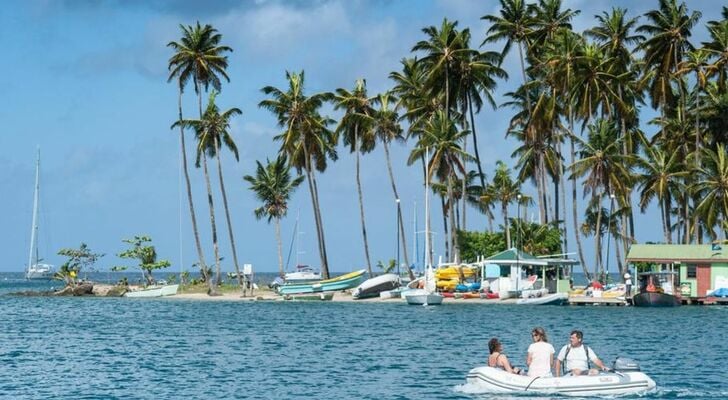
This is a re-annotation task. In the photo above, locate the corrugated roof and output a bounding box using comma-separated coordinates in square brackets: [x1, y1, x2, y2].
[626, 244, 728, 263]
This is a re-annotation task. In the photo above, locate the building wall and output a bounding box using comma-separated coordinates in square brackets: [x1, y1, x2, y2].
[679, 262, 728, 297]
[711, 263, 728, 292]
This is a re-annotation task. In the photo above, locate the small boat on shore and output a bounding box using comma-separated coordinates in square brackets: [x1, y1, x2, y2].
[277, 269, 366, 295]
[125, 284, 179, 298]
[466, 358, 655, 396]
[352, 273, 400, 299]
[283, 292, 333, 301]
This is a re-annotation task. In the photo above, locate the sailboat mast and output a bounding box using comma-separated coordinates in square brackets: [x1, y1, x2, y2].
[28, 149, 40, 272]
[424, 147, 430, 268]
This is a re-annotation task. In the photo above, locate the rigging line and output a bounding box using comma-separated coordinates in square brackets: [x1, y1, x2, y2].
[524, 376, 541, 391]
[179, 131, 184, 277]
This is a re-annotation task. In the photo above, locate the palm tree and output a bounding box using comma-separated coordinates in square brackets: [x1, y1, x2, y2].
[692, 144, 728, 240]
[244, 155, 305, 278]
[486, 161, 522, 249]
[408, 111, 472, 263]
[183, 91, 244, 292]
[412, 18, 468, 120]
[371, 92, 414, 280]
[570, 119, 633, 279]
[259, 71, 337, 278]
[637, 0, 701, 125]
[677, 49, 710, 168]
[482, 0, 534, 109]
[329, 79, 377, 277]
[528, 0, 580, 59]
[702, 18, 728, 93]
[167, 22, 231, 282]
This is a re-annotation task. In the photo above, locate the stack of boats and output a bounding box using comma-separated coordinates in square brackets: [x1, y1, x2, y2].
[275, 269, 366, 299]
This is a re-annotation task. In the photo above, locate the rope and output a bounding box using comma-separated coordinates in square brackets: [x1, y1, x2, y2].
[524, 376, 541, 391]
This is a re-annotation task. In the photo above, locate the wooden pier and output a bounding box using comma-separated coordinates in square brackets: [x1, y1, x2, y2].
[568, 296, 628, 306]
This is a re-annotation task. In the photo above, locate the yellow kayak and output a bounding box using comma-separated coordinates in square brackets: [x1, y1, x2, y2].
[435, 265, 476, 280]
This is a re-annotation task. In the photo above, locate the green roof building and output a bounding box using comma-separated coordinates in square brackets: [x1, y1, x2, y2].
[626, 244, 728, 298]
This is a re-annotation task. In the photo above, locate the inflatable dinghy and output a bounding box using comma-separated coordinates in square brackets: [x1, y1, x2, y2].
[466, 358, 655, 396]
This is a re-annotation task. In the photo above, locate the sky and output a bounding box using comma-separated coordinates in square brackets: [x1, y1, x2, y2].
[1, 0, 723, 275]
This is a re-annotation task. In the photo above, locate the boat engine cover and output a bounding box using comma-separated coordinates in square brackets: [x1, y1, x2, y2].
[613, 357, 641, 372]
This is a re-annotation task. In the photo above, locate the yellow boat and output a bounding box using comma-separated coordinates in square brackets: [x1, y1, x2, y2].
[435, 265, 476, 281]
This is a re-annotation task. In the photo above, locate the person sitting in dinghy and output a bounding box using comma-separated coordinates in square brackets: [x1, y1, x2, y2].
[487, 338, 522, 374]
[526, 327, 555, 377]
[555, 330, 609, 377]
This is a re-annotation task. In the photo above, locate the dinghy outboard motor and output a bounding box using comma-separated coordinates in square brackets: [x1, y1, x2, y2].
[613, 357, 641, 372]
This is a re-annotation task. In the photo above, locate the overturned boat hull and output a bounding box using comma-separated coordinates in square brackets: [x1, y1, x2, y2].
[352, 274, 400, 299]
[466, 366, 655, 396]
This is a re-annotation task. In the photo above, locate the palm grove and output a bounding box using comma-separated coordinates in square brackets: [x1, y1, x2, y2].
[167, 1, 728, 294]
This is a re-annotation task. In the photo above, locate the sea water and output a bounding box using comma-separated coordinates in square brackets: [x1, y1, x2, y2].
[0, 276, 726, 399]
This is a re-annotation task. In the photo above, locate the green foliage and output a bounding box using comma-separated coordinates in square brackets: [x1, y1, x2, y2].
[55, 243, 104, 287]
[457, 230, 506, 262]
[458, 221, 562, 262]
[376, 259, 397, 274]
[117, 235, 171, 286]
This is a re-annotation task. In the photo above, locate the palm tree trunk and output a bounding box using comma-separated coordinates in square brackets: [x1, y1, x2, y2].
[201, 153, 220, 295]
[354, 126, 373, 277]
[503, 203, 511, 248]
[595, 193, 604, 281]
[559, 139, 568, 255]
[467, 92, 487, 190]
[177, 89, 208, 282]
[302, 145, 329, 279]
[517, 41, 532, 114]
[570, 132, 590, 280]
[664, 196, 673, 244]
[213, 137, 244, 294]
[383, 141, 413, 280]
[441, 195, 449, 261]
[310, 168, 330, 276]
[448, 174, 459, 263]
[275, 217, 284, 279]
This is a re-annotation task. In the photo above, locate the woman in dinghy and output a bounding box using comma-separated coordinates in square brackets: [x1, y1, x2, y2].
[526, 327, 555, 377]
[487, 338, 522, 375]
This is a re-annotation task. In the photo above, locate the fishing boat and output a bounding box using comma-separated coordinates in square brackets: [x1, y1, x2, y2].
[125, 284, 179, 298]
[352, 273, 400, 299]
[25, 149, 54, 280]
[403, 146, 443, 306]
[466, 358, 655, 396]
[633, 271, 681, 307]
[283, 292, 334, 301]
[277, 269, 366, 295]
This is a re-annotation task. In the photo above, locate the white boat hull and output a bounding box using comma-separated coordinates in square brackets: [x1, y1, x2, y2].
[26, 264, 54, 280]
[466, 366, 655, 396]
[125, 284, 179, 298]
[516, 292, 568, 305]
[403, 289, 444, 305]
[352, 274, 400, 299]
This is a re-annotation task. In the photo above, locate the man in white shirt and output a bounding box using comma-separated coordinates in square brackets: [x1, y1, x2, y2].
[555, 330, 609, 376]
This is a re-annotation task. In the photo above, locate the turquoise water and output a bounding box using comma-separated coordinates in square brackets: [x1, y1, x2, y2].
[1, 276, 726, 399]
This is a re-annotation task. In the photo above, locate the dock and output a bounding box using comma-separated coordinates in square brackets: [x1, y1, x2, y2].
[568, 296, 628, 306]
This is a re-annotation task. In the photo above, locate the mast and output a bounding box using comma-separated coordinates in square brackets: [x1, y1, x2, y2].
[28, 148, 40, 273]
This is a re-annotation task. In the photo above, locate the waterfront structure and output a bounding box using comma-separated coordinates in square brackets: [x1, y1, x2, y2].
[626, 244, 728, 301]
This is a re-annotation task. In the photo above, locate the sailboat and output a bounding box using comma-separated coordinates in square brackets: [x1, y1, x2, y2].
[403, 147, 443, 306]
[26, 149, 55, 280]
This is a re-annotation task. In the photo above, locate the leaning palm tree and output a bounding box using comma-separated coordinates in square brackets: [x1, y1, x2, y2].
[329, 79, 377, 277]
[259, 71, 337, 278]
[244, 155, 305, 278]
[371, 92, 414, 279]
[185, 91, 244, 292]
[167, 22, 231, 283]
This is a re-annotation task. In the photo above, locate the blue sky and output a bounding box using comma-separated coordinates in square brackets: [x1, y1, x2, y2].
[1, 0, 721, 274]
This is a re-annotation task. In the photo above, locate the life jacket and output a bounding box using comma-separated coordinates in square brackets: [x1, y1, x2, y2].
[561, 344, 591, 375]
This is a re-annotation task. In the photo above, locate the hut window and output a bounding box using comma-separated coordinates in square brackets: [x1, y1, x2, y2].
[687, 265, 697, 278]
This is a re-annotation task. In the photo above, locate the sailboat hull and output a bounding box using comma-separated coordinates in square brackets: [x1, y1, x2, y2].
[404, 289, 444, 305]
[26, 264, 54, 280]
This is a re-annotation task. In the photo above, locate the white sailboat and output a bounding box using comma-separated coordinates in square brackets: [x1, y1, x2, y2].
[26, 149, 55, 280]
[404, 147, 443, 306]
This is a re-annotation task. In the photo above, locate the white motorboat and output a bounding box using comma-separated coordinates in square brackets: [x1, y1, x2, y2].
[353, 273, 400, 299]
[466, 358, 655, 396]
[25, 150, 55, 280]
[285, 265, 321, 282]
[125, 284, 179, 298]
[516, 291, 568, 305]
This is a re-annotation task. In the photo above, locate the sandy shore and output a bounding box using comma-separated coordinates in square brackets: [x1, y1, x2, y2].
[168, 290, 520, 304]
